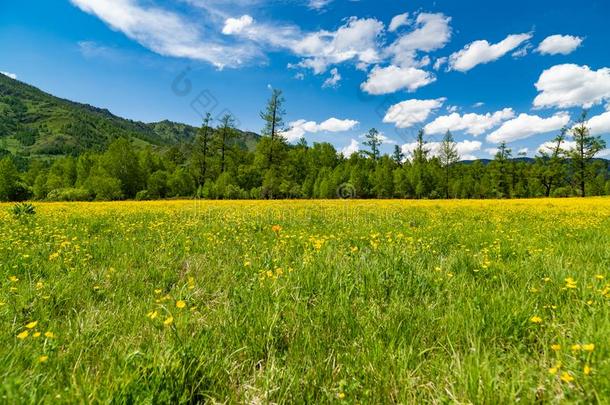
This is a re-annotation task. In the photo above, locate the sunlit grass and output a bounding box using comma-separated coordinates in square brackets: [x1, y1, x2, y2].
[1, 198, 608, 403]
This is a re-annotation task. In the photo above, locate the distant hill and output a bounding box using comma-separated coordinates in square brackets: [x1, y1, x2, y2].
[0, 74, 259, 157]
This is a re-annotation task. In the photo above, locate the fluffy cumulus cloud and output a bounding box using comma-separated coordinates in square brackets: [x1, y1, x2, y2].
[388, 13, 409, 32]
[424, 108, 515, 136]
[222, 15, 254, 35]
[0, 71, 17, 79]
[322, 68, 341, 88]
[387, 12, 452, 67]
[537, 35, 583, 55]
[486, 112, 570, 143]
[533, 64, 610, 109]
[341, 139, 360, 156]
[402, 139, 482, 161]
[538, 139, 577, 154]
[582, 110, 610, 136]
[292, 17, 384, 73]
[449, 33, 532, 72]
[383, 98, 445, 128]
[282, 117, 359, 141]
[361, 65, 435, 95]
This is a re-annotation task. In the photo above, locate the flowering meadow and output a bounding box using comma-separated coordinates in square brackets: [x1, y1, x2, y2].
[1, 199, 609, 403]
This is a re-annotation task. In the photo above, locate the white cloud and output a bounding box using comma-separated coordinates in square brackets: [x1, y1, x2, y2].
[361, 65, 435, 95]
[402, 139, 482, 161]
[293, 17, 384, 73]
[222, 15, 254, 35]
[341, 139, 360, 156]
[308, 0, 332, 10]
[282, 117, 359, 142]
[582, 110, 610, 136]
[388, 13, 409, 32]
[0, 71, 17, 80]
[387, 13, 452, 67]
[538, 139, 577, 154]
[383, 98, 445, 129]
[322, 68, 341, 88]
[473, 102, 485, 108]
[537, 35, 583, 55]
[517, 147, 529, 155]
[533, 64, 610, 109]
[424, 108, 515, 136]
[487, 112, 570, 143]
[433, 57, 447, 71]
[70, 0, 271, 68]
[449, 33, 532, 72]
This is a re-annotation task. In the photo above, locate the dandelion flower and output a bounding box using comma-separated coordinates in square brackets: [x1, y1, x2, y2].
[176, 300, 186, 309]
[44, 331, 55, 338]
[9, 276, 18, 282]
[551, 344, 561, 351]
[584, 365, 592, 375]
[17, 331, 29, 340]
[147, 311, 158, 319]
[163, 316, 174, 326]
[571, 344, 581, 352]
[560, 372, 574, 383]
[33, 332, 41, 338]
[337, 392, 346, 400]
[38, 355, 48, 363]
[26, 321, 38, 329]
[583, 343, 595, 352]
[530, 316, 543, 324]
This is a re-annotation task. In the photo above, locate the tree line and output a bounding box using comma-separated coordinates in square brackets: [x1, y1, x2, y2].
[0, 91, 608, 202]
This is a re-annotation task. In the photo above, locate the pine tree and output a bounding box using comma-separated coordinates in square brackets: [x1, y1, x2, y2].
[217, 113, 236, 174]
[570, 111, 606, 197]
[193, 113, 213, 185]
[534, 129, 567, 197]
[391, 145, 405, 167]
[363, 128, 382, 161]
[260, 89, 286, 167]
[438, 130, 460, 198]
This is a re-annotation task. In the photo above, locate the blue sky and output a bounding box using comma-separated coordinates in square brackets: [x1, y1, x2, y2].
[1, 0, 609, 159]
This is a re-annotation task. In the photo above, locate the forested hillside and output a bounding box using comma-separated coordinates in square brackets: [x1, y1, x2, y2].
[0, 74, 258, 156]
[0, 78, 608, 202]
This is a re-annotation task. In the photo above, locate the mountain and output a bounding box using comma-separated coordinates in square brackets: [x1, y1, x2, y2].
[0, 74, 259, 157]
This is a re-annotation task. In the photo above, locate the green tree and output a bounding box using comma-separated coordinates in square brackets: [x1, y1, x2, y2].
[192, 113, 213, 185]
[363, 128, 382, 161]
[534, 129, 567, 197]
[438, 131, 460, 198]
[0, 157, 21, 201]
[217, 113, 236, 174]
[569, 111, 607, 197]
[260, 89, 286, 167]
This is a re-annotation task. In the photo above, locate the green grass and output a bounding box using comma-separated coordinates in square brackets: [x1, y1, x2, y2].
[0, 199, 608, 403]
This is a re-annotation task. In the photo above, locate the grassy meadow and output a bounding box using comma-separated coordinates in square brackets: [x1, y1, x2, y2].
[1, 199, 609, 403]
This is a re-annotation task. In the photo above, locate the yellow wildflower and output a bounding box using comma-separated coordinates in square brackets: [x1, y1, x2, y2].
[44, 331, 55, 338]
[584, 365, 592, 375]
[17, 331, 29, 340]
[530, 316, 543, 324]
[551, 344, 561, 351]
[582, 343, 595, 352]
[571, 344, 581, 352]
[38, 355, 49, 363]
[176, 300, 186, 309]
[33, 332, 41, 338]
[9, 276, 19, 282]
[147, 311, 158, 319]
[26, 321, 38, 329]
[560, 372, 574, 383]
[163, 316, 174, 326]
